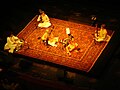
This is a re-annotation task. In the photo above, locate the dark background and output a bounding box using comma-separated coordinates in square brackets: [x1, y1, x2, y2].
[0, 0, 120, 90]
